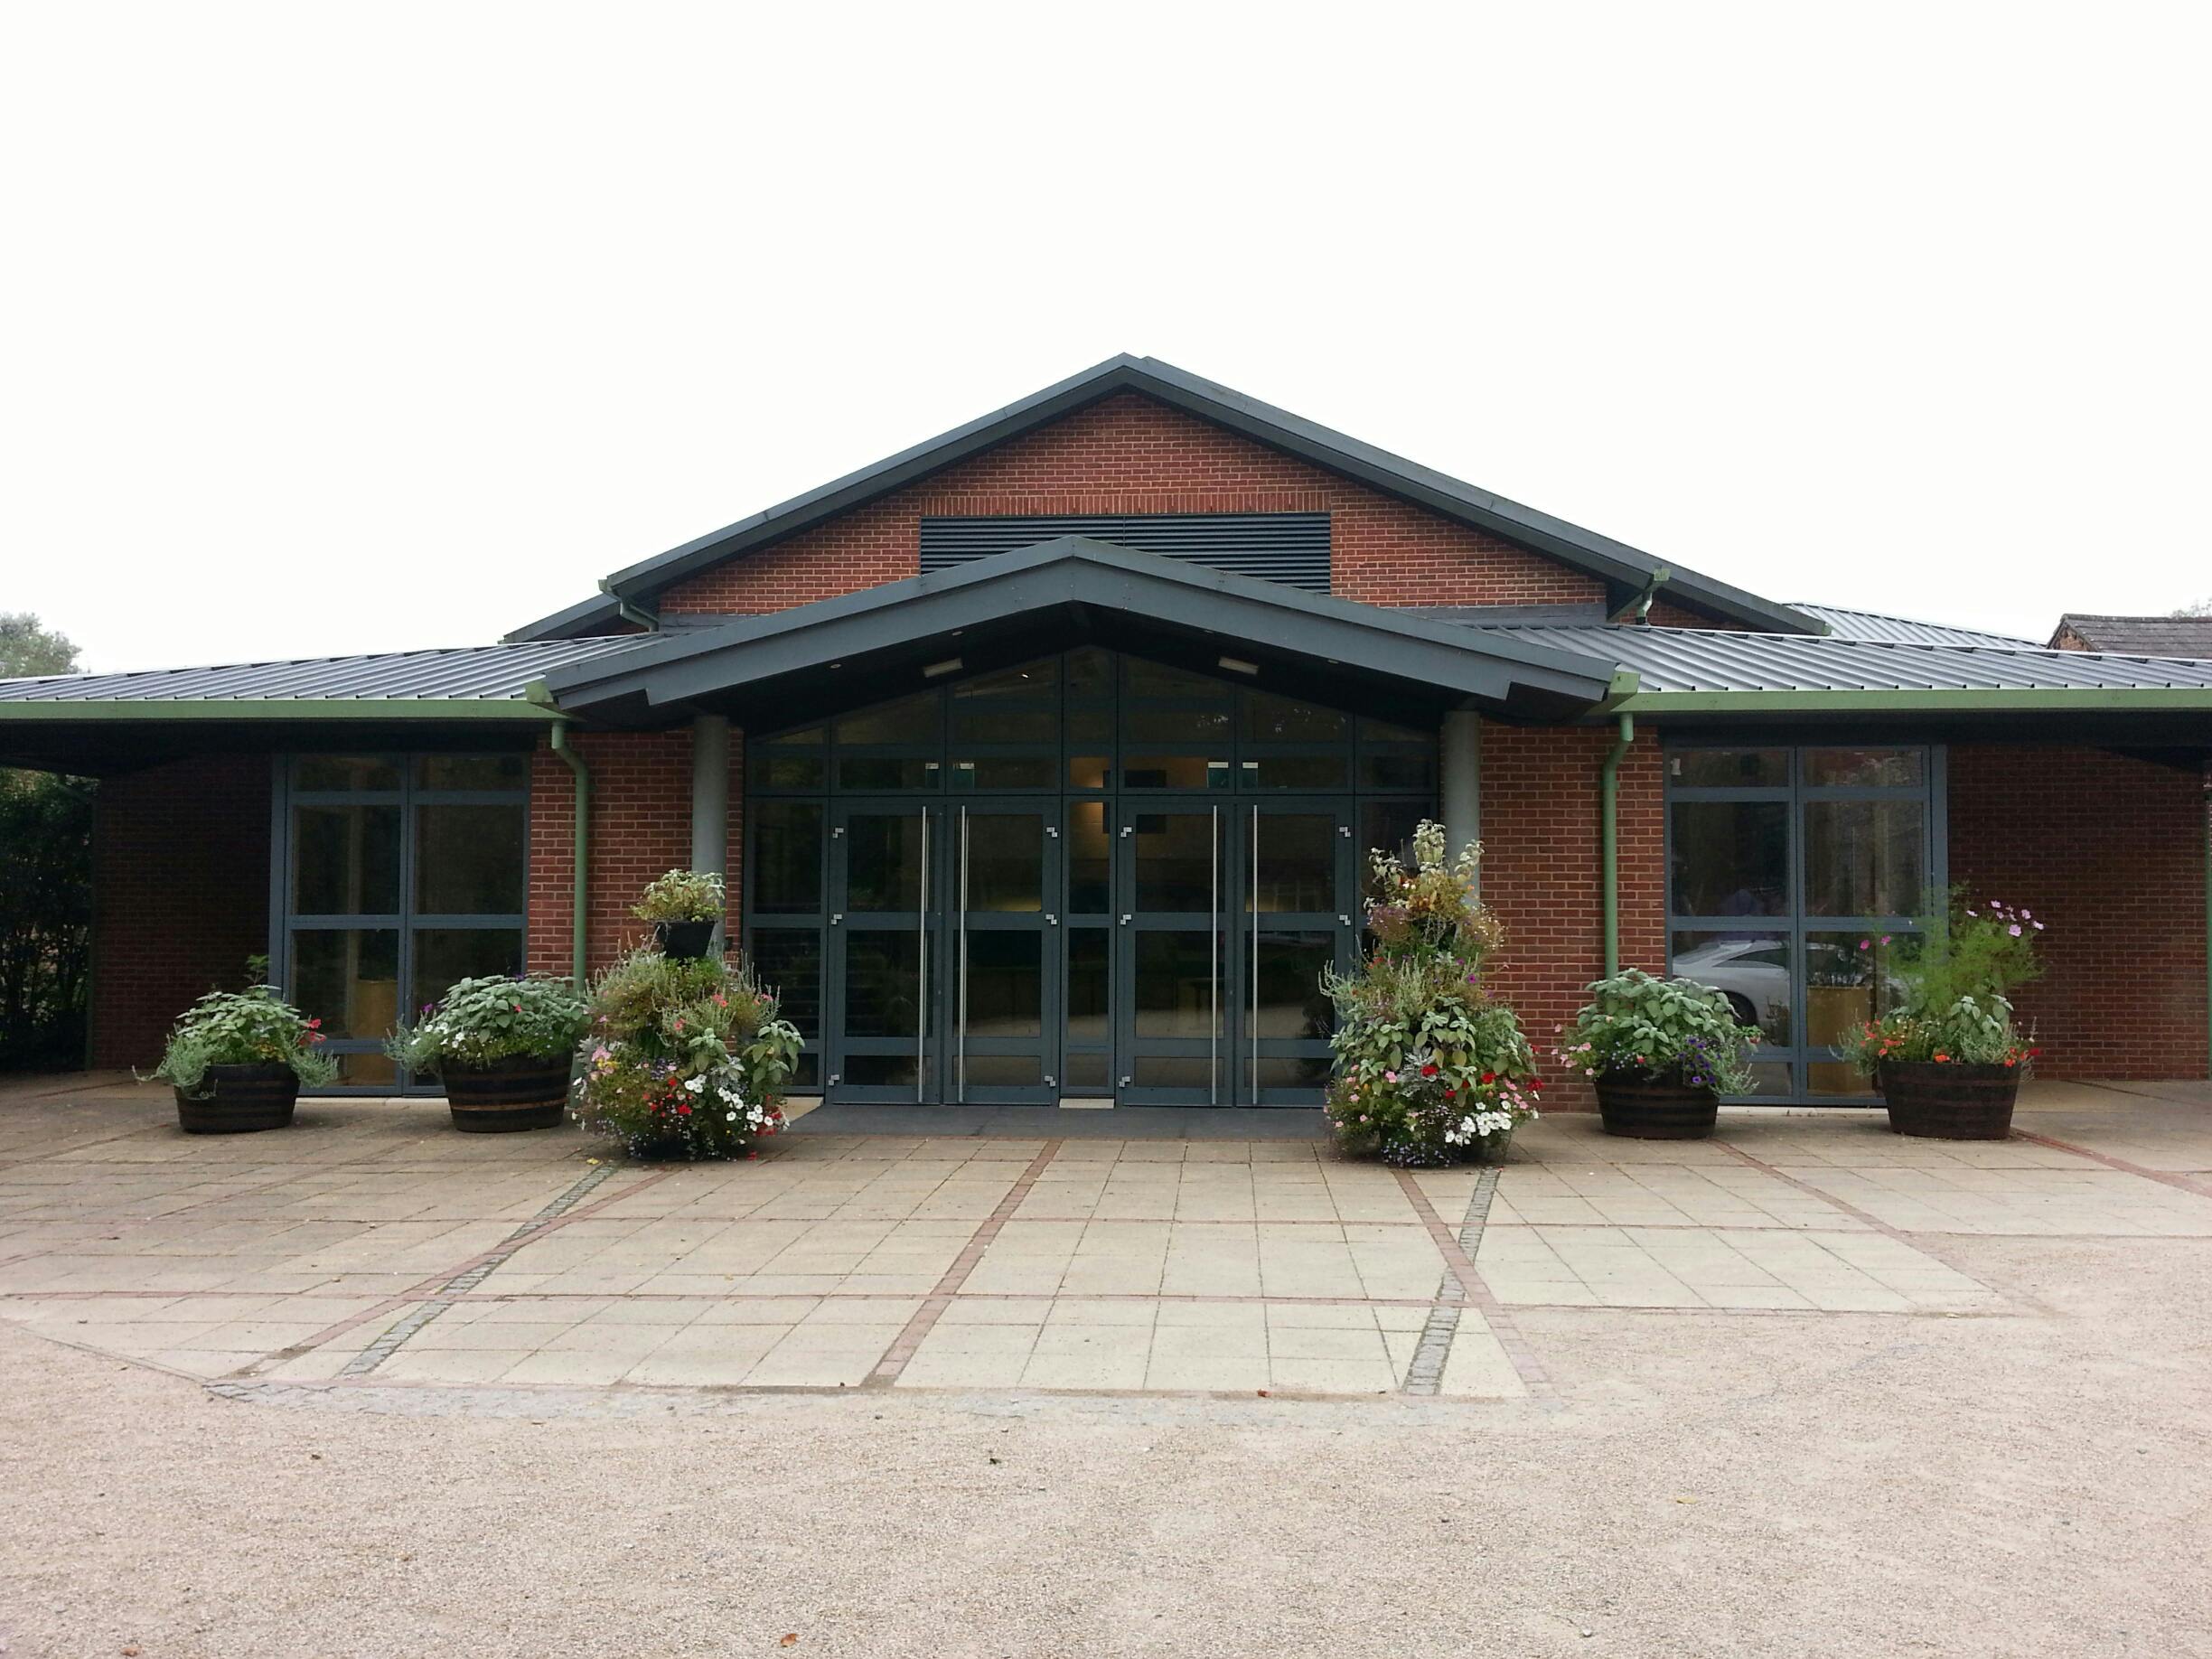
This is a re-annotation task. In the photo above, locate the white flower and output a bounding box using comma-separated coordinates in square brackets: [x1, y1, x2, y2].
[726, 1111, 737, 1122]
[682, 1074, 706, 1093]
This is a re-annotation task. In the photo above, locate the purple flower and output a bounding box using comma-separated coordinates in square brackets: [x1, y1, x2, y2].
[2008, 923, 2022, 937]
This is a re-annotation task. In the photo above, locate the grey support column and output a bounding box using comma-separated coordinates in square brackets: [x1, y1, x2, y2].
[690, 713, 730, 945]
[1439, 710, 1482, 892]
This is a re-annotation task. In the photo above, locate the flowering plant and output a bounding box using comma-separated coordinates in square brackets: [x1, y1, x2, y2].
[146, 985, 340, 1095]
[632, 869, 726, 924]
[1322, 822, 1539, 1166]
[385, 974, 591, 1074]
[570, 941, 801, 1158]
[1837, 894, 2044, 1076]
[1555, 969, 1759, 1094]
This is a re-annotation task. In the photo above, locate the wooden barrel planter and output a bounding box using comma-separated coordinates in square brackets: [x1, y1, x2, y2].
[1877, 1061, 2020, 1139]
[1594, 1073, 1720, 1139]
[175, 1063, 299, 1134]
[653, 920, 717, 961]
[442, 1054, 574, 1133]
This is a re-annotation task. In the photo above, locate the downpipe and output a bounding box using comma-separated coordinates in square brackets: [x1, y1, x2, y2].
[1599, 713, 1636, 977]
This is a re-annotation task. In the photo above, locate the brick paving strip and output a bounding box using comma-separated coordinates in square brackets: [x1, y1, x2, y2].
[865, 1139, 1064, 1387]
[1392, 1167, 1552, 1397]
[230, 1160, 680, 1381]
[2008, 1129, 2212, 1201]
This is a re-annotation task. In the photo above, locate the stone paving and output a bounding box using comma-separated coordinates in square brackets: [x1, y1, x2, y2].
[2, 1073, 2208, 1407]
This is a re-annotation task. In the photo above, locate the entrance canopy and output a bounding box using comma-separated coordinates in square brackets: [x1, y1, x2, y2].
[538, 539, 1626, 730]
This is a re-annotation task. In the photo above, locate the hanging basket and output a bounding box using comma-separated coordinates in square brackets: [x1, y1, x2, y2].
[653, 920, 717, 961]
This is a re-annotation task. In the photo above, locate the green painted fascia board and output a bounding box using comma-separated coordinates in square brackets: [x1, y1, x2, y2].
[0, 699, 562, 722]
[1616, 688, 2212, 714]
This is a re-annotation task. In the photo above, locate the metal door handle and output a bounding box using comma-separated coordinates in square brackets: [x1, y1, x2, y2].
[917, 808, 930, 1105]
[1210, 804, 1219, 1108]
[1120, 914, 1131, 926]
[957, 807, 969, 1102]
[1251, 806, 1260, 1103]
[1046, 913, 1058, 926]
[830, 913, 843, 926]
[1339, 914, 1352, 926]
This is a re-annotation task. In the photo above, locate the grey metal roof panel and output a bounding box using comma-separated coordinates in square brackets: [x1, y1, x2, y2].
[0, 635, 656, 704]
[504, 592, 630, 642]
[578, 355, 1823, 636]
[2050, 614, 2212, 655]
[1458, 623, 2212, 694]
[1791, 604, 2038, 648]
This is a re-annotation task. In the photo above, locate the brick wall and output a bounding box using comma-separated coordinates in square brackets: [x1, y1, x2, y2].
[1948, 745, 2208, 1080]
[659, 392, 1617, 615]
[526, 726, 745, 980]
[90, 755, 271, 1070]
[1479, 720, 1667, 1109]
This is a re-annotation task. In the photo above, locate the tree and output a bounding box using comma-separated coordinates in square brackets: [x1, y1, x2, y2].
[2172, 598, 2212, 619]
[0, 613, 80, 678]
[0, 612, 91, 1070]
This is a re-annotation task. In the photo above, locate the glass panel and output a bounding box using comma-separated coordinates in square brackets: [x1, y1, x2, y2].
[835, 691, 939, 747]
[1807, 1061, 1872, 1097]
[1068, 708, 1111, 745]
[1133, 932, 1221, 1038]
[1245, 755, 1347, 791]
[965, 1055, 1042, 1086]
[1133, 813, 1217, 912]
[1253, 815, 1334, 913]
[952, 708, 1056, 744]
[1242, 691, 1345, 742]
[411, 928, 523, 1012]
[1067, 802, 1111, 914]
[1066, 929, 1109, 1039]
[955, 756, 1055, 790]
[295, 756, 399, 792]
[333, 1051, 399, 1087]
[1068, 755, 1111, 791]
[1254, 930, 1334, 1039]
[751, 931, 821, 1044]
[953, 657, 1058, 699]
[844, 1054, 918, 1087]
[1126, 706, 1230, 743]
[1804, 931, 1906, 1051]
[1741, 1061, 1794, 1098]
[1670, 801, 1788, 917]
[1359, 717, 1429, 745]
[1065, 648, 1113, 697]
[1124, 660, 1222, 698]
[789, 1052, 820, 1089]
[964, 933, 1041, 1038]
[1804, 800, 1924, 917]
[1121, 755, 1228, 790]
[1804, 747, 1925, 788]
[415, 805, 525, 914]
[965, 815, 1043, 912]
[1062, 1052, 1108, 1088]
[845, 814, 924, 911]
[843, 931, 921, 1036]
[291, 928, 400, 1040]
[1254, 1055, 1331, 1089]
[773, 726, 825, 745]
[294, 804, 401, 914]
[1670, 930, 1792, 1044]
[1360, 749, 1435, 791]
[1133, 1055, 1214, 1089]
[414, 754, 527, 791]
[839, 757, 933, 791]
[1670, 748, 1787, 788]
[752, 753, 825, 790]
[1359, 801, 1429, 904]
[752, 802, 823, 914]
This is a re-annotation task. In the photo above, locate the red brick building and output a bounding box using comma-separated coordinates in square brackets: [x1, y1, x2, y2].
[6, 357, 2207, 1109]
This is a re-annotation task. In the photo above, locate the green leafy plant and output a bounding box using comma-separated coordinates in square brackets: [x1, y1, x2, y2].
[633, 869, 726, 924]
[1554, 969, 1760, 1094]
[1321, 821, 1539, 1167]
[572, 942, 801, 1159]
[385, 974, 592, 1074]
[145, 985, 341, 1096]
[1838, 894, 2043, 1075]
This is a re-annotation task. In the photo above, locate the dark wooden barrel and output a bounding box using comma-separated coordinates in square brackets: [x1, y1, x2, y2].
[443, 1054, 573, 1132]
[175, 1064, 299, 1134]
[1594, 1074, 1720, 1139]
[1878, 1062, 2020, 1140]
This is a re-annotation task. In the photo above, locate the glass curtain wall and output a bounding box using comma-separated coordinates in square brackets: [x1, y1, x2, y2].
[1665, 745, 1943, 1100]
[274, 753, 530, 1091]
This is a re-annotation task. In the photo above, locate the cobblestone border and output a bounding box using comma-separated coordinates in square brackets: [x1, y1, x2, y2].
[1401, 1169, 1497, 1395]
[1394, 1167, 1551, 1397]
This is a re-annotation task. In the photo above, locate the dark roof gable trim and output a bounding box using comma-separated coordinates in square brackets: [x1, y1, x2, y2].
[508, 356, 1821, 641]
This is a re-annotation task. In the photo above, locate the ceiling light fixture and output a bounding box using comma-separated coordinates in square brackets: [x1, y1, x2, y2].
[1217, 656, 1260, 676]
[922, 657, 964, 679]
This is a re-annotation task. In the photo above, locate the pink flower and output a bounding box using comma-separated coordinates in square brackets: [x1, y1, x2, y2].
[2008, 924, 2022, 937]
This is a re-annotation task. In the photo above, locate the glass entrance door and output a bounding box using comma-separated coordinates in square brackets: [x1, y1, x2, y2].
[950, 801, 1058, 1104]
[1114, 807, 1226, 1104]
[829, 802, 937, 1101]
[1238, 802, 1357, 1105]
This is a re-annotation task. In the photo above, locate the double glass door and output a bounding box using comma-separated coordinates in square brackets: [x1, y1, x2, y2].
[823, 797, 1354, 1107]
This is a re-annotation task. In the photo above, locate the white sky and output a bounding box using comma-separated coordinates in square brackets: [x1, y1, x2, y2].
[4, 3, 2207, 674]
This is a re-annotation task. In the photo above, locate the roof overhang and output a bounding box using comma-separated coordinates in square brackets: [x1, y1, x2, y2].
[509, 355, 1823, 641]
[540, 538, 1622, 728]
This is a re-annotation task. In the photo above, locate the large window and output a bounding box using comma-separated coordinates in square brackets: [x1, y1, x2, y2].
[275, 753, 530, 1091]
[1665, 745, 1942, 1101]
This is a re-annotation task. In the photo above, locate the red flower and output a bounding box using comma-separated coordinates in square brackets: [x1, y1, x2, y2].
[306, 1017, 321, 1029]
[1479, 1071, 1495, 1084]
[678, 1103, 691, 1115]
[1420, 1064, 1439, 1078]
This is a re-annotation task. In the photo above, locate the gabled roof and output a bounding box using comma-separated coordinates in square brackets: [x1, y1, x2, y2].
[2049, 614, 2212, 655]
[509, 355, 1823, 641]
[1791, 603, 2038, 648]
[541, 537, 1623, 724]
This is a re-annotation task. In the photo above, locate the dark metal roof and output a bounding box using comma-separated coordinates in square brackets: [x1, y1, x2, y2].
[510, 355, 1823, 640]
[0, 636, 652, 707]
[1792, 604, 2037, 648]
[2050, 614, 2212, 655]
[543, 538, 1623, 724]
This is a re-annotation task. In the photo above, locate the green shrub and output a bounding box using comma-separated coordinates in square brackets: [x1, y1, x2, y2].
[1321, 821, 1540, 1167]
[386, 974, 592, 1074]
[1556, 969, 1760, 1094]
[146, 986, 341, 1096]
[632, 869, 726, 924]
[1838, 895, 2043, 1075]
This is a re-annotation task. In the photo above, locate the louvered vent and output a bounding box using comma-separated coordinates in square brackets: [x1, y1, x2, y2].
[919, 513, 1331, 591]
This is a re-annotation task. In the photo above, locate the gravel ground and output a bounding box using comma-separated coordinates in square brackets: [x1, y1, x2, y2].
[4, 1232, 2207, 1658]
